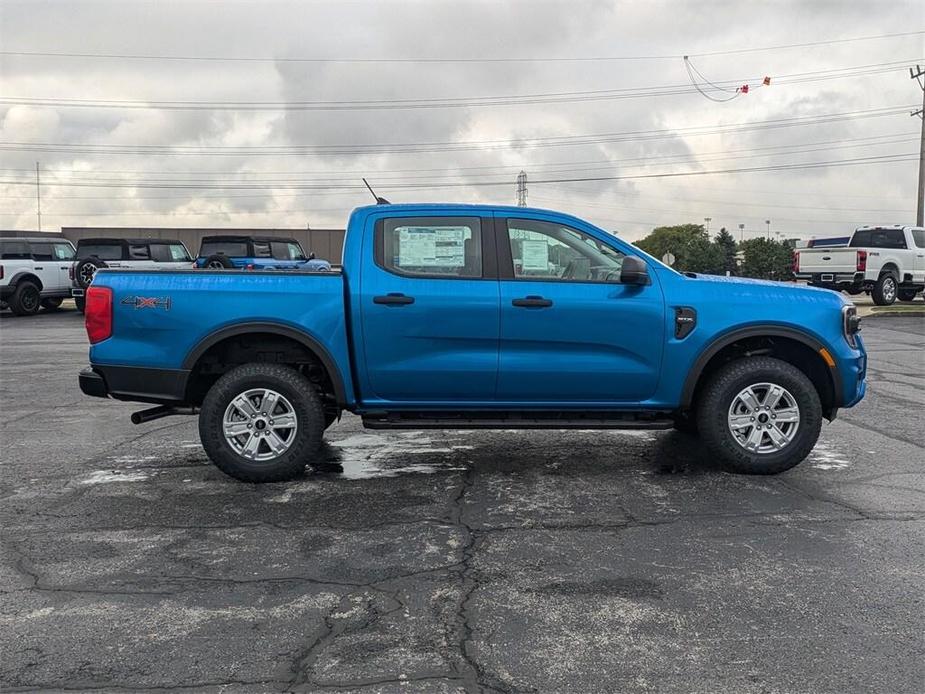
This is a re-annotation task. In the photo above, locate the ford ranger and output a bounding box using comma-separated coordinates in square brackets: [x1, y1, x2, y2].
[78, 204, 867, 482]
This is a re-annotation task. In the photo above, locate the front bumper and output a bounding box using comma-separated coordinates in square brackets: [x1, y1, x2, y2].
[79, 364, 190, 404]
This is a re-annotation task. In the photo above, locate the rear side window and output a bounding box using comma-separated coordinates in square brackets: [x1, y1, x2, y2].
[912, 230, 925, 248]
[271, 241, 305, 260]
[150, 243, 191, 262]
[377, 217, 482, 278]
[0, 241, 31, 259]
[128, 244, 150, 259]
[77, 243, 124, 260]
[53, 242, 75, 260]
[850, 229, 907, 249]
[252, 241, 272, 258]
[200, 241, 248, 257]
[29, 242, 54, 261]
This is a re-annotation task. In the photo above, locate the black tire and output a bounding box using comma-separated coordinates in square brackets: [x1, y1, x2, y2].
[75, 257, 106, 289]
[199, 363, 325, 482]
[9, 281, 41, 316]
[672, 412, 698, 435]
[324, 410, 340, 429]
[871, 273, 897, 306]
[41, 297, 63, 311]
[696, 356, 822, 475]
[203, 254, 234, 269]
[74, 296, 86, 313]
[897, 287, 919, 302]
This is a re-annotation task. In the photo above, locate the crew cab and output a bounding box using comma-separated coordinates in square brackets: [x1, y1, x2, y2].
[78, 204, 867, 482]
[0, 236, 76, 315]
[194, 235, 331, 271]
[793, 225, 925, 304]
[71, 238, 193, 311]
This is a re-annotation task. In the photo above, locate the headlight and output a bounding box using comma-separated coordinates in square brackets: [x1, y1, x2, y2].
[842, 304, 861, 348]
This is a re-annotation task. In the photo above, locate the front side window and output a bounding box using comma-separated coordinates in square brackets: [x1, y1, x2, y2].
[252, 241, 272, 258]
[52, 242, 75, 260]
[271, 241, 306, 260]
[911, 230, 925, 249]
[128, 244, 150, 260]
[150, 243, 191, 262]
[505, 218, 625, 282]
[379, 217, 482, 278]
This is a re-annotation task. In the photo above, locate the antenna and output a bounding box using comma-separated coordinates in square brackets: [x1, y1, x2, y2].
[362, 178, 390, 205]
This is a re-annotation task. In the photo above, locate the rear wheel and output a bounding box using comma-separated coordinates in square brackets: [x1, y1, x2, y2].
[696, 356, 821, 475]
[41, 297, 63, 311]
[204, 254, 234, 269]
[897, 287, 919, 302]
[199, 363, 325, 482]
[9, 281, 41, 316]
[871, 273, 897, 306]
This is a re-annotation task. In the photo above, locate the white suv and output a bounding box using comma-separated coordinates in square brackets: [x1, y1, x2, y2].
[71, 237, 193, 311]
[0, 237, 77, 316]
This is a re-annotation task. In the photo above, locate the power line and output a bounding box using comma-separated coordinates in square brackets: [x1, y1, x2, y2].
[2, 30, 922, 64]
[1, 61, 915, 111]
[0, 106, 913, 157]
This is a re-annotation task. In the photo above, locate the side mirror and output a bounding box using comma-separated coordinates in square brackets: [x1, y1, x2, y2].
[620, 256, 650, 285]
[308, 252, 316, 260]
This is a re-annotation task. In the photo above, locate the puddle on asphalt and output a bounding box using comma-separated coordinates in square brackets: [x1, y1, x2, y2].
[318, 432, 469, 480]
[808, 443, 851, 471]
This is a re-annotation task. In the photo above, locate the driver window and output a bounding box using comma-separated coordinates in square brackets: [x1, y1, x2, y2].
[506, 219, 625, 282]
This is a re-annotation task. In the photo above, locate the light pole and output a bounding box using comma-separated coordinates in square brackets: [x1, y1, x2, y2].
[738, 223, 745, 242]
[704, 217, 712, 233]
[765, 219, 771, 240]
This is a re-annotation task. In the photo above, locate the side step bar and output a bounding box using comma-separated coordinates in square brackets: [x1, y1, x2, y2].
[362, 411, 675, 431]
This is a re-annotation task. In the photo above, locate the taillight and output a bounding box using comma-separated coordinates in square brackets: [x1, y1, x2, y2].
[792, 251, 800, 274]
[85, 286, 113, 344]
[856, 250, 867, 272]
[245, 263, 255, 270]
[0, 265, 4, 280]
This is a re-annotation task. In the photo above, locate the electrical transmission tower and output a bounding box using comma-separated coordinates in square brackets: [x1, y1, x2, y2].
[911, 65, 925, 226]
[516, 170, 528, 207]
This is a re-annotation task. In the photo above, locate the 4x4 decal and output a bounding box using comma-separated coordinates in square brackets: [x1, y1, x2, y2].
[120, 296, 171, 310]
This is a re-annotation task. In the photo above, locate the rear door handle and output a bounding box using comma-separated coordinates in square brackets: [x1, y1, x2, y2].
[34, 266, 43, 270]
[373, 293, 415, 305]
[512, 295, 553, 308]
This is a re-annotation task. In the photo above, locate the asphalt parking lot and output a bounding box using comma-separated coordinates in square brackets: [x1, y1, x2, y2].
[1, 308, 923, 693]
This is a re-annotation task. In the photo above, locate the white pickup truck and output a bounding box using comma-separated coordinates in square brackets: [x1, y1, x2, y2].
[793, 225, 925, 305]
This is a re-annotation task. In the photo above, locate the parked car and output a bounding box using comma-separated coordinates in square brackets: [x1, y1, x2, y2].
[71, 238, 193, 311]
[79, 203, 867, 482]
[0, 237, 76, 315]
[194, 235, 331, 271]
[793, 225, 925, 305]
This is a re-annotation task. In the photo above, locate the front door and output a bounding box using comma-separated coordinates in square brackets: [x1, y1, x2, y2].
[26, 242, 63, 292]
[495, 216, 665, 403]
[359, 215, 500, 403]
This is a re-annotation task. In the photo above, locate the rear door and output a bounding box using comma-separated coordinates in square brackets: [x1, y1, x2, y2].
[27, 242, 62, 291]
[495, 215, 665, 403]
[910, 229, 925, 281]
[150, 242, 192, 269]
[358, 214, 500, 402]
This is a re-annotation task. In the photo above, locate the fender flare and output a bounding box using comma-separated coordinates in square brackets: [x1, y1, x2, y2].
[182, 321, 348, 406]
[680, 325, 842, 408]
[7, 271, 43, 291]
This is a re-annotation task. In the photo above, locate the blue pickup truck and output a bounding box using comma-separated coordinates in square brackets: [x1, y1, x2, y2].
[79, 204, 867, 482]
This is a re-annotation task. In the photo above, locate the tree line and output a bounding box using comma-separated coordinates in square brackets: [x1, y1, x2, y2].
[633, 224, 795, 280]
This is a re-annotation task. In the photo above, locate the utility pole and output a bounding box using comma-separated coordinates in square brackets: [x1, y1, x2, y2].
[35, 161, 42, 231]
[516, 170, 528, 207]
[765, 219, 771, 240]
[911, 65, 925, 226]
[738, 223, 745, 242]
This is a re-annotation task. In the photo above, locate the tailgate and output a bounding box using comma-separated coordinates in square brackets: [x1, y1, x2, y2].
[798, 248, 858, 274]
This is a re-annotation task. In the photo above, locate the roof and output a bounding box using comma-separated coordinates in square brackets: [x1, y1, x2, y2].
[0, 236, 73, 244]
[200, 235, 301, 244]
[76, 237, 185, 246]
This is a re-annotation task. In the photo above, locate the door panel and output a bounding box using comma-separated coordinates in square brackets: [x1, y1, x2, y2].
[496, 217, 665, 403]
[359, 216, 500, 402]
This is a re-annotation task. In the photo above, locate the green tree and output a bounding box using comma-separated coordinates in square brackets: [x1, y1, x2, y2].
[739, 238, 794, 280]
[714, 227, 738, 275]
[634, 224, 723, 274]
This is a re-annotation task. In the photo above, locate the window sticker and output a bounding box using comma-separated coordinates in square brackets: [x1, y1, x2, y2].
[521, 239, 549, 270]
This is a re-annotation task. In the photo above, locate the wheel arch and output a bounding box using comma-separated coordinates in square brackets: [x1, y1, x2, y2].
[680, 325, 842, 418]
[8, 271, 43, 291]
[878, 262, 900, 278]
[182, 321, 347, 406]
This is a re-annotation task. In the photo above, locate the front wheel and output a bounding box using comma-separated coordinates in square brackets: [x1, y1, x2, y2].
[199, 363, 326, 482]
[696, 357, 822, 475]
[9, 281, 41, 316]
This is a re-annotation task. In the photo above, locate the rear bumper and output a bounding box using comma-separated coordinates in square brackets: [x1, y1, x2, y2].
[0, 285, 13, 300]
[79, 364, 190, 404]
[795, 272, 864, 286]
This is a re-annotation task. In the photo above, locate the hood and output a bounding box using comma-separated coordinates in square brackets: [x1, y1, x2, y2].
[677, 272, 849, 306]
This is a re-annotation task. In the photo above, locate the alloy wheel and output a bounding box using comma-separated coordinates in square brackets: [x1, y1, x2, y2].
[222, 388, 298, 461]
[727, 382, 800, 454]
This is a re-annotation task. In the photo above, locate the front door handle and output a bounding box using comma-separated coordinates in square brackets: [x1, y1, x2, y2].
[374, 293, 415, 305]
[512, 295, 553, 308]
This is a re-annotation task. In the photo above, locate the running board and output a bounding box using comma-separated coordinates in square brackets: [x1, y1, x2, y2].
[362, 411, 675, 430]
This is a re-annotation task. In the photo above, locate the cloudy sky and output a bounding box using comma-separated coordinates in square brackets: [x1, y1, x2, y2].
[0, 0, 923, 242]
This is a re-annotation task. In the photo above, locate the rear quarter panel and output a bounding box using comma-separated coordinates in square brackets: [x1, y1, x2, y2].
[88, 269, 355, 405]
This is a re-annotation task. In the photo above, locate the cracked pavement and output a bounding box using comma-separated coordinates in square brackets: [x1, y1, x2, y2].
[1, 310, 923, 693]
